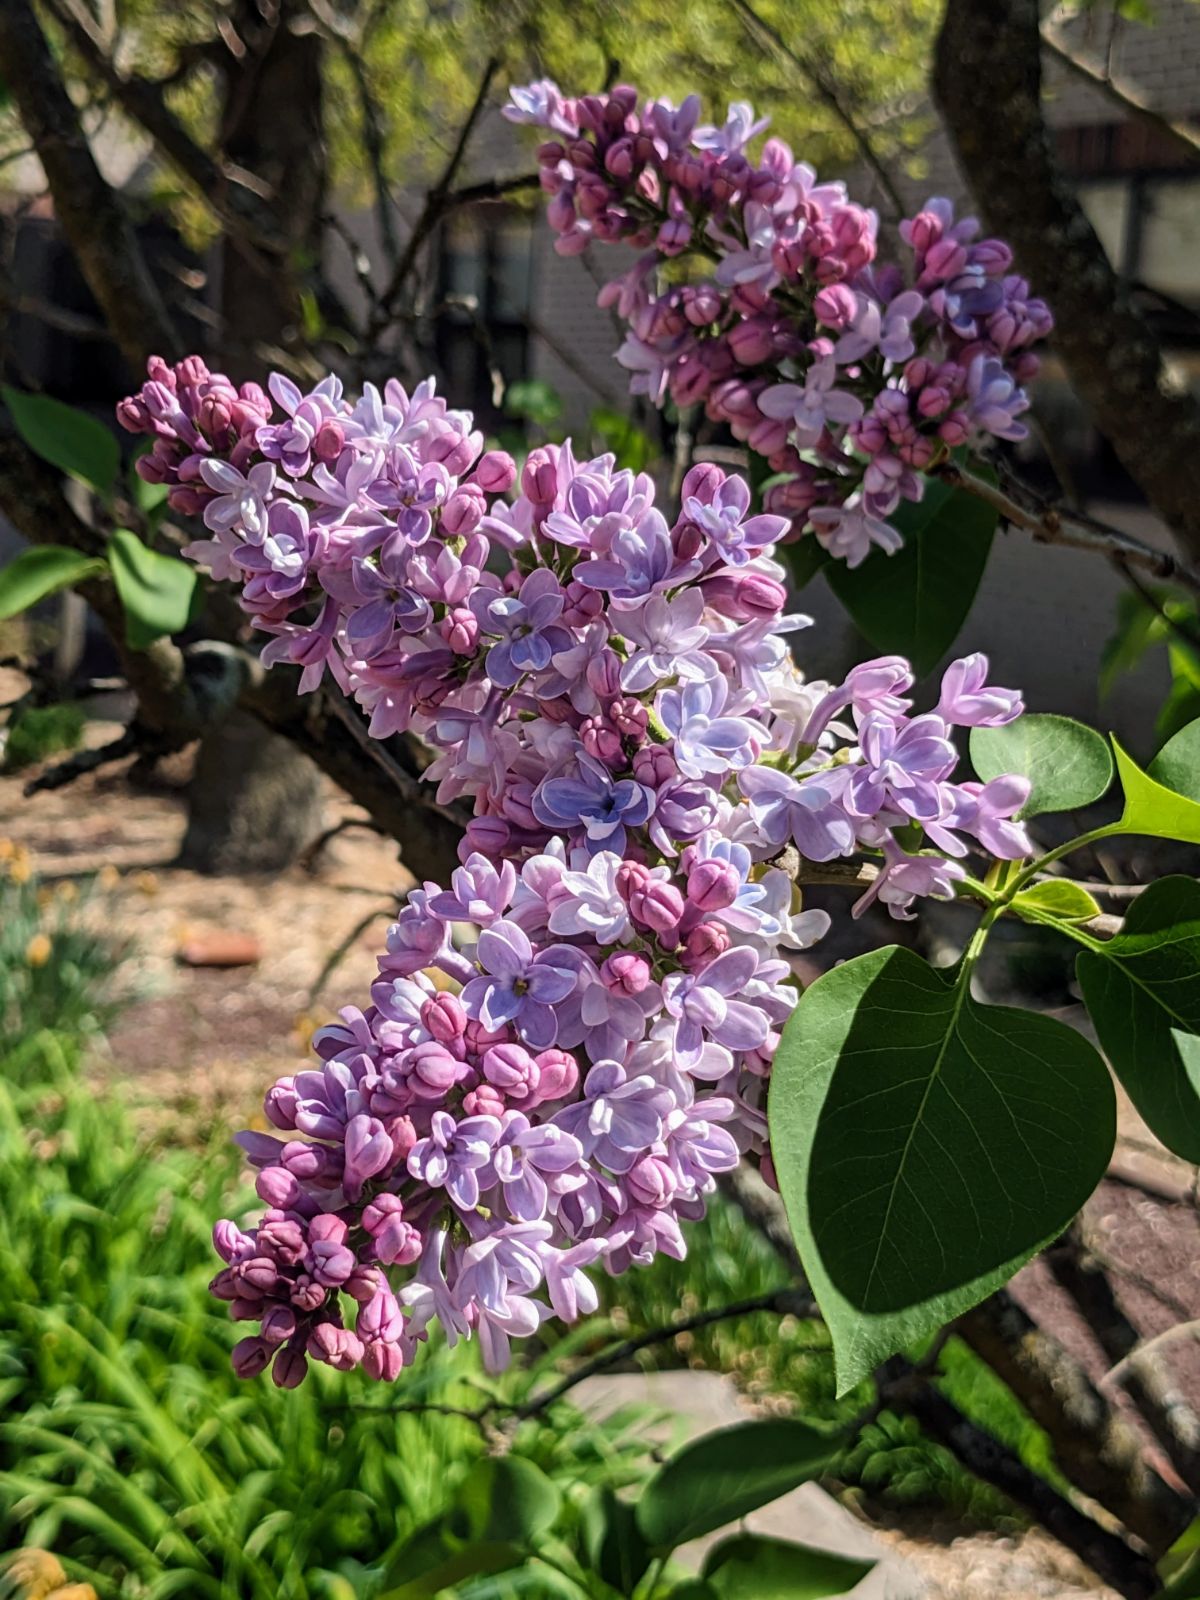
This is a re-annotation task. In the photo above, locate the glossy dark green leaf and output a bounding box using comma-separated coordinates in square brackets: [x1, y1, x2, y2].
[0, 545, 106, 621]
[702, 1533, 874, 1599]
[824, 475, 998, 677]
[107, 529, 198, 650]
[1077, 876, 1200, 1163]
[783, 536, 831, 590]
[769, 946, 1116, 1393]
[636, 1420, 841, 1551]
[2, 384, 119, 496]
[970, 714, 1113, 818]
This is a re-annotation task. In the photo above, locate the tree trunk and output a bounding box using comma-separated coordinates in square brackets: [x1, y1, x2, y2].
[933, 0, 1200, 564]
[178, 709, 324, 873]
[182, 0, 328, 872]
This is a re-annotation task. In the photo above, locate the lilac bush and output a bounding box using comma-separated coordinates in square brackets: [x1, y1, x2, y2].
[119, 345, 1029, 1388]
[504, 83, 1052, 567]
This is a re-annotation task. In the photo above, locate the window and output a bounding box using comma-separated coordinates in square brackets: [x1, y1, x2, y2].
[435, 211, 533, 425]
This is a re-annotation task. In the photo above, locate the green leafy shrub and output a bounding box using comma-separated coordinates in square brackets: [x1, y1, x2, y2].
[2, 703, 85, 774]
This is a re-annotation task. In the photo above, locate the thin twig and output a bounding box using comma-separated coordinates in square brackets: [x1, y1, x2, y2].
[727, 0, 905, 219]
[507, 1286, 816, 1423]
[373, 57, 501, 329]
[937, 461, 1200, 594]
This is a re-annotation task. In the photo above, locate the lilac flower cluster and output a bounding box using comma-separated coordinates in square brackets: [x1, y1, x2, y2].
[119, 354, 1030, 1387]
[504, 83, 1052, 567]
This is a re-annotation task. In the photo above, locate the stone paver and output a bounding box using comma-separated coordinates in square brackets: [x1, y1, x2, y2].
[572, 1369, 926, 1598]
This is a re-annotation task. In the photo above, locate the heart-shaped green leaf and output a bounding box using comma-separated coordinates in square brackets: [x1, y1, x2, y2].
[970, 714, 1113, 818]
[0, 545, 106, 620]
[824, 474, 998, 677]
[1077, 876, 1200, 1162]
[3, 384, 119, 496]
[770, 946, 1116, 1393]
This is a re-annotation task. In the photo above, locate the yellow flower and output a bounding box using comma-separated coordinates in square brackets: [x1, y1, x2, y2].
[24, 933, 52, 968]
[0, 1549, 97, 1600]
[96, 864, 120, 891]
[8, 849, 33, 886]
[2, 1548, 66, 1599]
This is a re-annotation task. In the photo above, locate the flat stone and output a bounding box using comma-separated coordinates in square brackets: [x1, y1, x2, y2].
[572, 1369, 926, 1598]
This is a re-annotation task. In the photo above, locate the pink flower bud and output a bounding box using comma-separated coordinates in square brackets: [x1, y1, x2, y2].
[610, 697, 649, 740]
[687, 858, 740, 912]
[702, 571, 786, 622]
[679, 461, 727, 507]
[472, 450, 517, 493]
[232, 1336, 272, 1379]
[313, 420, 344, 463]
[813, 283, 858, 329]
[532, 1047, 579, 1103]
[727, 317, 775, 366]
[257, 1166, 303, 1209]
[463, 1084, 507, 1118]
[421, 992, 466, 1043]
[581, 715, 624, 766]
[461, 816, 510, 860]
[440, 606, 479, 654]
[522, 447, 558, 504]
[601, 952, 651, 995]
[684, 920, 731, 965]
[272, 1344, 309, 1388]
[261, 1305, 297, 1346]
[441, 486, 485, 536]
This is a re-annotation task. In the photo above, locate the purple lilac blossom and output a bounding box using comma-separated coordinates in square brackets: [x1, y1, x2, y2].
[118, 349, 1035, 1389]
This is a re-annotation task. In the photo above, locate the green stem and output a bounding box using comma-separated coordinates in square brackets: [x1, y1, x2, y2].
[1002, 823, 1125, 902]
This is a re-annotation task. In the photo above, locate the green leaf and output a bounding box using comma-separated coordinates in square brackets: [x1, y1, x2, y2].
[702, 1533, 874, 1599]
[454, 1457, 562, 1546]
[783, 536, 830, 591]
[1011, 880, 1102, 925]
[970, 713, 1113, 818]
[1113, 737, 1200, 845]
[0, 545, 106, 620]
[665, 1586, 719, 1600]
[1149, 717, 1200, 802]
[589, 407, 654, 472]
[505, 380, 562, 428]
[824, 474, 998, 676]
[1099, 587, 1168, 700]
[581, 1485, 650, 1593]
[769, 946, 1116, 1394]
[107, 529, 197, 649]
[379, 1541, 527, 1600]
[2, 385, 119, 496]
[636, 1420, 841, 1552]
[1077, 877, 1200, 1163]
[379, 1455, 562, 1598]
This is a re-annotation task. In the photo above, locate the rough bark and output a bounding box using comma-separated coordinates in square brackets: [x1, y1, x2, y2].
[1047, 1222, 1200, 1498]
[933, 0, 1200, 563]
[957, 1288, 1193, 1555]
[879, 1358, 1162, 1600]
[180, 0, 330, 868]
[0, 0, 178, 369]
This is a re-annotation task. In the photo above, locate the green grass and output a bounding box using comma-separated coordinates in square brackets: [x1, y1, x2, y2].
[2, 701, 85, 773]
[0, 854, 1068, 1592]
